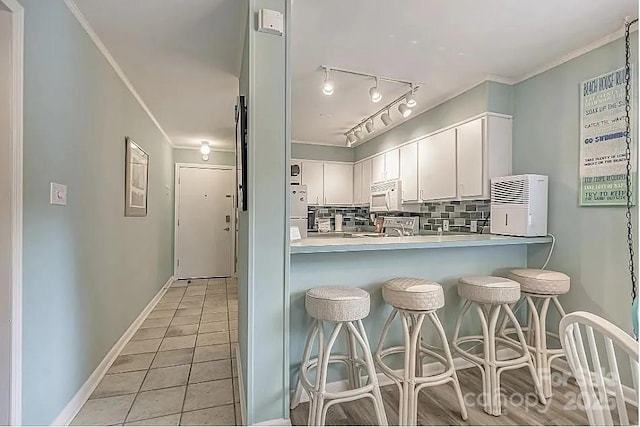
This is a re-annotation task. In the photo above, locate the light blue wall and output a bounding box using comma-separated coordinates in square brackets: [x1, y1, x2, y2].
[514, 36, 638, 333]
[238, 0, 290, 423]
[292, 142, 355, 162]
[173, 148, 235, 166]
[355, 81, 513, 161]
[21, 1, 174, 424]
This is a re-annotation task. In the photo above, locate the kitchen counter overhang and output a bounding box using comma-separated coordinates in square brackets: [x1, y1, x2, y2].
[290, 234, 553, 254]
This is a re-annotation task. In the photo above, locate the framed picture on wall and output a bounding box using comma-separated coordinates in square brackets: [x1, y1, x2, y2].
[125, 137, 149, 217]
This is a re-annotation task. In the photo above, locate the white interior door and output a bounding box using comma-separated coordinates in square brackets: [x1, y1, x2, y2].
[176, 167, 234, 279]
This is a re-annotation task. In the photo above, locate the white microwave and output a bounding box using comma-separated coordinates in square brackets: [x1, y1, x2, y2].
[370, 179, 402, 212]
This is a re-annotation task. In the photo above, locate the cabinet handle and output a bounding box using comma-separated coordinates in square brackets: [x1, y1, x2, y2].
[420, 189, 424, 200]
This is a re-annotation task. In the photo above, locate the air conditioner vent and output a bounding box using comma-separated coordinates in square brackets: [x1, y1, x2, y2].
[491, 179, 530, 205]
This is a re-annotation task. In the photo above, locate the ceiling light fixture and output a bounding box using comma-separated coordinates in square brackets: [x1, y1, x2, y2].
[202, 154, 209, 161]
[398, 102, 412, 118]
[200, 141, 211, 155]
[365, 120, 375, 133]
[322, 67, 334, 95]
[369, 77, 382, 103]
[381, 110, 392, 127]
[355, 127, 365, 140]
[406, 84, 417, 108]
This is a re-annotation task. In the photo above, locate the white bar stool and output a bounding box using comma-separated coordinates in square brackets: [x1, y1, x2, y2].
[452, 276, 547, 416]
[500, 268, 570, 398]
[375, 278, 467, 425]
[290, 286, 388, 426]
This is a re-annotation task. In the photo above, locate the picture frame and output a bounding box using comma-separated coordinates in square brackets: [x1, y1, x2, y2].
[124, 137, 149, 217]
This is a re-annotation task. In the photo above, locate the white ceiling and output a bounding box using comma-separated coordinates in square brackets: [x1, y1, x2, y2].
[74, 0, 247, 150]
[292, 0, 638, 146]
[74, 0, 637, 150]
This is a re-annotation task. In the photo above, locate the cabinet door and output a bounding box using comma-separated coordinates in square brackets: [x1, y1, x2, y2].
[301, 161, 323, 205]
[400, 142, 418, 202]
[384, 149, 400, 181]
[353, 162, 362, 205]
[361, 159, 371, 205]
[323, 163, 353, 205]
[456, 118, 484, 198]
[371, 154, 385, 183]
[418, 129, 457, 200]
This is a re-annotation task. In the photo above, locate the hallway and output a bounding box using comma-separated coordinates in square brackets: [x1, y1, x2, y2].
[71, 278, 240, 426]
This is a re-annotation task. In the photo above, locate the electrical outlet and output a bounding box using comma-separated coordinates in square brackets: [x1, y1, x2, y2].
[470, 220, 478, 233]
[442, 219, 449, 232]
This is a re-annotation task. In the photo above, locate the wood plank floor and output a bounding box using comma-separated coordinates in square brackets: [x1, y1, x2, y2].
[290, 367, 638, 425]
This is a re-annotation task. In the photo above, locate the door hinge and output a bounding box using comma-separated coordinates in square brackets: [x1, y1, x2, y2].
[177, 219, 180, 226]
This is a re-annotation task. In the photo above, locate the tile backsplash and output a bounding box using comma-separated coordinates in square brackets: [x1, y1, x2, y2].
[308, 206, 370, 230]
[309, 199, 491, 233]
[417, 199, 490, 233]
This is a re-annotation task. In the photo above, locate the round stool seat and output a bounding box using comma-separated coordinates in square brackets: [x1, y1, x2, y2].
[305, 286, 370, 322]
[382, 278, 445, 311]
[509, 269, 570, 295]
[458, 276, 520, 304]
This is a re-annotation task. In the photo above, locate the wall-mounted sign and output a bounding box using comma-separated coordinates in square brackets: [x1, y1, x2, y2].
[580, 67, 636, 206]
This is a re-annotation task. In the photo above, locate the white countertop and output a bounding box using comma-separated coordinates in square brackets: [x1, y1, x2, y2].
[290, 233, 552, 254]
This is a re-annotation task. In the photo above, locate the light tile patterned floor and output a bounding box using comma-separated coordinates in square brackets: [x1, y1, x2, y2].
[72, 278, 240, 426]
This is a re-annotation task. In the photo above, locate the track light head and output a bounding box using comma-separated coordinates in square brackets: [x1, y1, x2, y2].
[381, 111, 392, 126]
[355, 127, 365, 139]
[365, 120, 375, 134]
[398, 103, 412, 118]
[322, 68, 334, 95]
[347, 133, 358, 144]
[406, 93, 417, 108]
[369, 77, 382, 103]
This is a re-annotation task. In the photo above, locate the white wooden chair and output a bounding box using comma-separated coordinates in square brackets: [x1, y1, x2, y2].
[560, 311, 639, 426]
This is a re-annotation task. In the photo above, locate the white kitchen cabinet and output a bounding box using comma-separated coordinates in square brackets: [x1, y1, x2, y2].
[353, 162, 362, 205]
[400, 142, 418, 202]
[361, 159, 371, 205]
[323, 163, 353, 205]
[384, 148, 400, 181]
[418, 129, 457, 200]
[371, 154, 385, 183]
[301, 161, 324, 205]
[456, 118, 484, 198]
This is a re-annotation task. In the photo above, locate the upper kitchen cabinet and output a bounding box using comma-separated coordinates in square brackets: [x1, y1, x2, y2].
[353, 162, 363, 205]
[301, 161, 324, 205]
[456, 118, 484, 198]
[371, 149, 400, 184]
[323, 163, 353, 205]
[361, 158, 371, 205]
[418, 128, 457, 200]
[400, 142, 418, 202]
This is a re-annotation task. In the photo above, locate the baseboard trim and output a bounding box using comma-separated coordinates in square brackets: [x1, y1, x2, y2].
[235, 343, 246, 426]
[254, 418, 292, 426]
[51, 276, 175, 426]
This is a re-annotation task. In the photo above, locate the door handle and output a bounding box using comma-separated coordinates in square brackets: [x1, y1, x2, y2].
[224, 227, 231, 231]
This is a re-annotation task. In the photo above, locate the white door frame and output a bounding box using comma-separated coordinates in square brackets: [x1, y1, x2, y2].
[1, 0, 23, 425]
[174, 163, 236, 278]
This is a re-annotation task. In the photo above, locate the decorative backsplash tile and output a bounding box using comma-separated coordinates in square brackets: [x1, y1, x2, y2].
[308, 200, 490, 233]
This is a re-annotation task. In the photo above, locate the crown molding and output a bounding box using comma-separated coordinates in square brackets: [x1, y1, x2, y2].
[64, 0, 174, 147]
[172, 145, 236, 153]
[292, 139, 349, 148]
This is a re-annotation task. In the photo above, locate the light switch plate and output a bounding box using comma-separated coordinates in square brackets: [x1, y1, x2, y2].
[442, 219, 450, 232]
[258, 9, 284, 35]
[50, 182, 67, 206]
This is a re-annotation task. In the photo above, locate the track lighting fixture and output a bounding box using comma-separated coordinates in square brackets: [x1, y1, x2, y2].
[322, 67, 334, 96]
[369, 77, 382, 103]
[200, 141, 211, 155]
[365, 120, 375, 133]
[398, 102, 412, 118]
[406, 84, 417, 108]
[347, 133, 358, 144]
[355, 127, 365, 140]
[381, 110, 392, 126]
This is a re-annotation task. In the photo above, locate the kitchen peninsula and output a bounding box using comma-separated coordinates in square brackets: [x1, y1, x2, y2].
[288, 233, 552, 389]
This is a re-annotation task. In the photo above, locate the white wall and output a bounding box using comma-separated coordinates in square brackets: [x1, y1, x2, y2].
[0, 8, 12, 425]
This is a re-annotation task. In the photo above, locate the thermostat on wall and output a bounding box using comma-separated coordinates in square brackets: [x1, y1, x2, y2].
[258, 9, 284, 36]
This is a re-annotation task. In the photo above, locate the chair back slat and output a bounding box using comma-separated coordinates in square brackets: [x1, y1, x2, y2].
[560, 312, 639, 426]
[605, 337, 629, 426]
